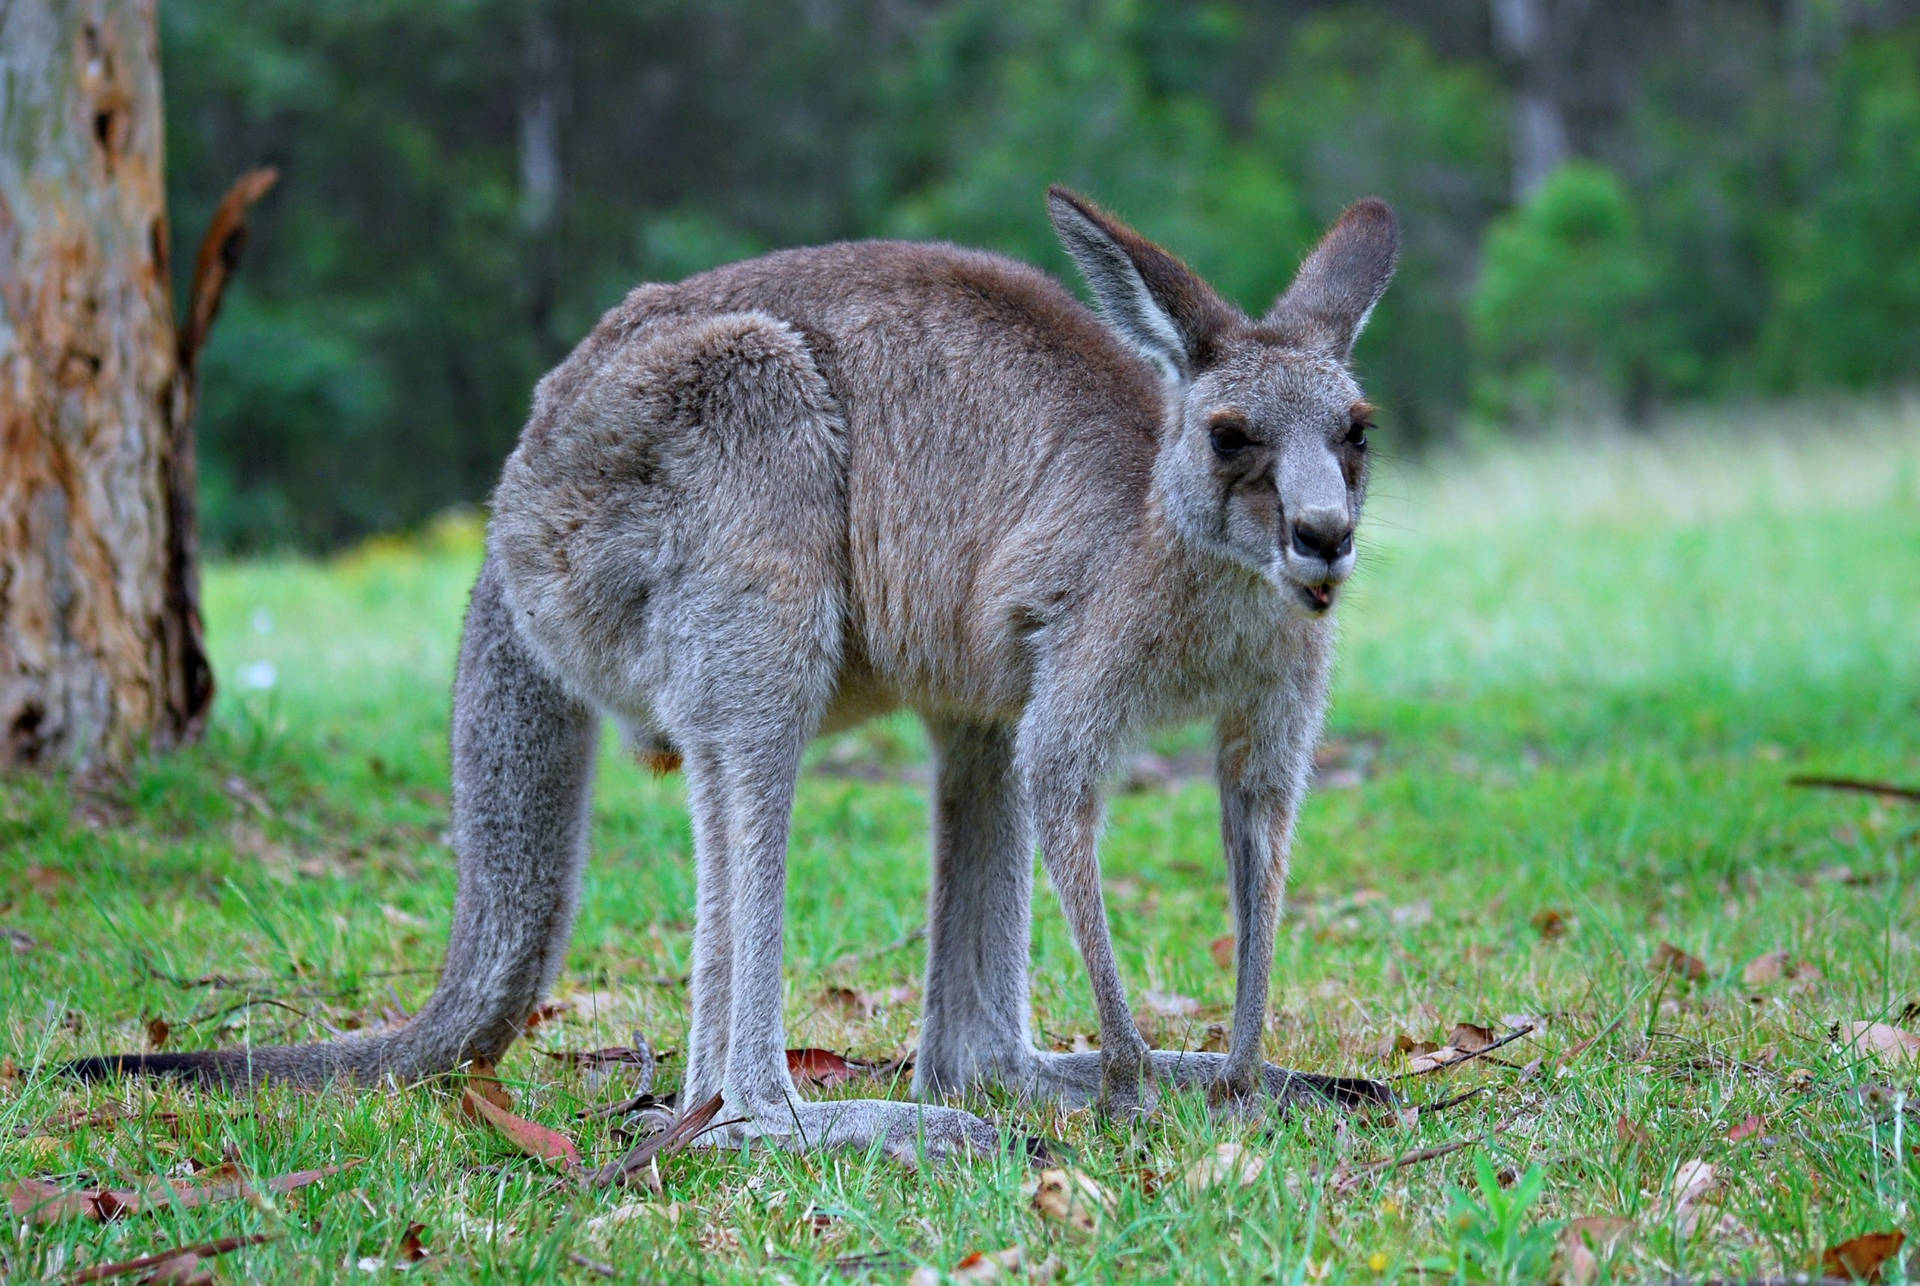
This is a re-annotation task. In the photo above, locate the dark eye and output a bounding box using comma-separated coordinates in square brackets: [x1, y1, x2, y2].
[1209, 415, 1253, 457]
[1345, 421, 1370, 449]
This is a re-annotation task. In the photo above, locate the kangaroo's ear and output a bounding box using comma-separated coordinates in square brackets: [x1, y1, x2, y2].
[1263, 199, 1399, 361]
[1047, 186, 1237, 383]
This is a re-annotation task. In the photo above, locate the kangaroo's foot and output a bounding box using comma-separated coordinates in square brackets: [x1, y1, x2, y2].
[1017, 1048, 1392, 1113]
[700, 1095, 1003, 1164]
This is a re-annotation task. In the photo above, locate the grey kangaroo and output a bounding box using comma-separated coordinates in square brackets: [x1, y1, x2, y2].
[70, 187, 1398, 1161]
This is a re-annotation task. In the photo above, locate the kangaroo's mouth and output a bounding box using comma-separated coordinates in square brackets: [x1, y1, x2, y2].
[1297, 580, 1336, 612]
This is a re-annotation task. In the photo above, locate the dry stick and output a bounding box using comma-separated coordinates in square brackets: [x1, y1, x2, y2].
[590, 1091, 731, 1187]
[1387, 1024, 1536, 1080]
[567, 1253, 619, 1279]
[1332, 1113, 1519, 1189]
[825, 923, 928, 973]
[70, 1233, 275, 1283]
[1788, 774, 1920, 803]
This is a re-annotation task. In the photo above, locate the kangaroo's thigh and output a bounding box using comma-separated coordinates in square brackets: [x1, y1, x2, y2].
[490, 308, 850, 728]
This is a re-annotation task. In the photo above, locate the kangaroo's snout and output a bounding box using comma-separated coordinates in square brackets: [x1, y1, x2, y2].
[1289, 507, 1353, 565]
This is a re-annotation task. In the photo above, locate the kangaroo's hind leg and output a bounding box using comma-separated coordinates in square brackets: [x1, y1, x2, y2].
[912, 716, 1386, 1114]
[506, 309, 999, 1161]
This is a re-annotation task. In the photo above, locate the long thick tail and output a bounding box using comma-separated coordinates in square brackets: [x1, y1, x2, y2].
[63, 559, 599, 1088]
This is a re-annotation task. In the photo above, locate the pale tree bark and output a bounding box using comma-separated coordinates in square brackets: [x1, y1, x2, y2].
[0, 0, 271, 769]
[1490, 0, 1581, 201]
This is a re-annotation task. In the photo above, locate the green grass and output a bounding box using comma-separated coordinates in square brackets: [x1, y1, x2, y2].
[4, 408, 1919, 1283]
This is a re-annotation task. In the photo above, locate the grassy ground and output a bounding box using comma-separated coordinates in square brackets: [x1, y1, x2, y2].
[4, 405, 1919, 1283]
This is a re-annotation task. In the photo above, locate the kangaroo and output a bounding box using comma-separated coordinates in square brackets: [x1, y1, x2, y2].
[68, 187, 1397, 1161]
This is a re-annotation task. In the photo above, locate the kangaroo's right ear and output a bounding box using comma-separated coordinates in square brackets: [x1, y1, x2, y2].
[1047, 186, 1237, 383]
[1263, 198, 1399, 361]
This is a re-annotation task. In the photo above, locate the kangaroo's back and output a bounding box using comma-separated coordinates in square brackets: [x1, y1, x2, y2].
[525, 240, 1169, 714]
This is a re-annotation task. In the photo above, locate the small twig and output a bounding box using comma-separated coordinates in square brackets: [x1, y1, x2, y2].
[1388, 1024, 1536, 1080]
[184, 996, 346, 1037]
[1788, 774, 1920, 803]
[1331, 1113, 1518, 1190]
[70, 1233, 275, 1283]
[1414, 1086, 1490, 1116]
[590, 1091, 729, 1187]
[567, 1252, 619, 1279]
[825, 923, 927, 973]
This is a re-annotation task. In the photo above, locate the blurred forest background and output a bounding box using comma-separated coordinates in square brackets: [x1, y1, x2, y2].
[161, 0, 1920, 552]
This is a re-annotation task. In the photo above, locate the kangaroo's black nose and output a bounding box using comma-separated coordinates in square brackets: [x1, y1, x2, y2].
[1290, 514, 1353, 563]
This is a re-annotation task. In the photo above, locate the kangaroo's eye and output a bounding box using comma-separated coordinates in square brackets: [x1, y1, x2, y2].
[1345, 422, 1370, 449]
[1209, 415, 1253, 457]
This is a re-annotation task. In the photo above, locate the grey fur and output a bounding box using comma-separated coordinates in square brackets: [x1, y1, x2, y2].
[67, 189, 1398, 1160]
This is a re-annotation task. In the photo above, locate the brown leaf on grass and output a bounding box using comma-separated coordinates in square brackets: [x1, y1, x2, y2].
[397, 1222, 429, 1263]
[820, 984, 913, 1018]
[1209, 935, 1235, 970]
[908, 1246, 1033, 1285]
[7, 1163, 348, 1225]
[1822, 1229, 1906, 1282]
[1531, 908, 1569, 940]
[522, 999, 571, 1032]
[1665, 1159, 1718, 1236]
[1650, 942, 1708, 982]
[1026, 1167, 1112, 1235]
[1374, 1032, 1439, 1060]
[1185, 1142, 1265, 1193]
[1558, 1216, 1634, 1286]
[1834, 1022, 1920, 1066]
[1140, 990, 1201, 1018]
[1742, 950, 1794, 985]
[1614, 1115, 1652, 1148]
[1726, 1114, 1767, 1143]
[145, 1017, 170, 1050]
[787, 1047, 874, 1088]
[458, 1060, 514, 1118]
[1449, 1023, 1498, 1053]
[461, 1089, 583, 1172]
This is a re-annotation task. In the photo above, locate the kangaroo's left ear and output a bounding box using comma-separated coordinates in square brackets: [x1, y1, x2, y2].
[1263, 199, 1399, 361]
[1048, 186, 1238, 383]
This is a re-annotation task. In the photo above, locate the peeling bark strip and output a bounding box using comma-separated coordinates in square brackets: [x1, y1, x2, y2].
[0, 0, 271, 767]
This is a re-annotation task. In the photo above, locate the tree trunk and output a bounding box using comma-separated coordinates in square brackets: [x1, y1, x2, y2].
[1490, 0, 1580, 201]
[0, 0, 263, 769]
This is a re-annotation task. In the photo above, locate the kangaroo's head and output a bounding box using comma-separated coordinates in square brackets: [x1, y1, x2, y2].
[1048, 187, 1397, 615]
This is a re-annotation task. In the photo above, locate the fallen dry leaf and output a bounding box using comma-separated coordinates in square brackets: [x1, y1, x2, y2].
[787, 1047, 871, 1088]
[7, 1163, 349, 1225]
[1665, 1159, 1717, 1236]
[1821, 1229, 1905, 1282]
[1530, 908, 1569, 940]
[1650, 942, 1708, 982]
[145, 1017, 169, 1050]
[1834, 1022, 1920, 1066]
[1026, 1167, 1112, 1235]
[460, 1061, 514, 1116]
[1406, 1046, 1462, 1074]
[1558, 1216, 1634, 1286]
[1614, 1115, 1652, 1148]
[1209, 935, 1235, 970]
[1140, 990, 1201, 1018]
[821, 984, 913, 1018]
[908, 1246, 1030, 1285]
[1726, 1114, 1766, 1143]
[397, 1222, 429, 1263]
[1449, 1023, 1497, 1053]
[1741, 950, 1793, 985]
[1185, 1142, 1265, 1193]
[461, 1089, 583, 1172]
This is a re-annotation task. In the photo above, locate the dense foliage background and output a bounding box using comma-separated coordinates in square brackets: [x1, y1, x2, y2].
[162, 0, 1920, 551]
